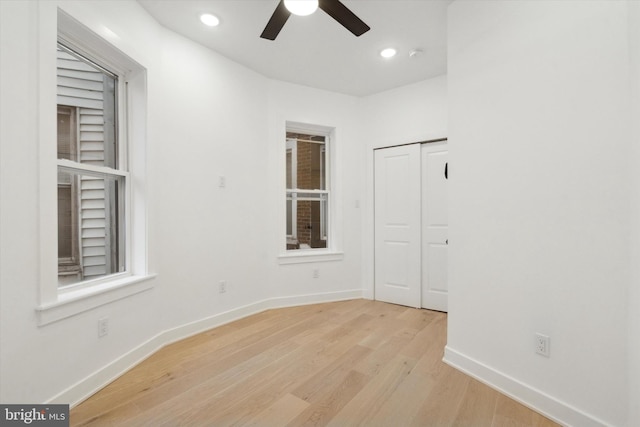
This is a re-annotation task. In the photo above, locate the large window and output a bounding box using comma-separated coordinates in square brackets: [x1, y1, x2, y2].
[56, 43, 125, 287]
[36, 10, 150, 325]
[286, 131, 329, 250]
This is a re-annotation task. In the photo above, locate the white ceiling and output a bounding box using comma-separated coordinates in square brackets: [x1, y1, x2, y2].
[137, 0, 451, 97]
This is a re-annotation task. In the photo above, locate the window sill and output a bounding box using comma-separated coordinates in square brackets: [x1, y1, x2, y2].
[278, 251, 344, 265]
[36, 274, 156, 326]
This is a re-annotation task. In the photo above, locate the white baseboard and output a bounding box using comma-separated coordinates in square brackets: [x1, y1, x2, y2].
[443, 346, 612, 427]
[48, 289, 363, 407]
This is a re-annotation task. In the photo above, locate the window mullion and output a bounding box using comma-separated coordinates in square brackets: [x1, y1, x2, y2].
[57, 159, 128, 178]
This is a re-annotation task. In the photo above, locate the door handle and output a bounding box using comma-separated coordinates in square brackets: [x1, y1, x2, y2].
[444, 162, 448, 180]
[446, 239, 448, 245]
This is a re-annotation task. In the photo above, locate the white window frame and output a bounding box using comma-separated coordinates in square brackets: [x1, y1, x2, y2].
[56, 105, 81, 274]
[320, 145, 327, 241]
[278, 122, 343, 264]
[56, 41, 127, 288]
[286, 134, 328, 250]
[286, 138, 297, 239]
[36, 8, 154, 325]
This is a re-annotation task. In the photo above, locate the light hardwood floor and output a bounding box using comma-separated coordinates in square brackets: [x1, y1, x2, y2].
[70, 299, 560, 426]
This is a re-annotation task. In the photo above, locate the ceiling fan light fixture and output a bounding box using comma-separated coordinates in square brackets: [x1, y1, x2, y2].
[200, 13, 220, 27]
[380, 48, 397, 59]
[284, 0, 319, 16]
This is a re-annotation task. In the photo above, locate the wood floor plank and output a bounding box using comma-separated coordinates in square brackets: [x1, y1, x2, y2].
[363, 370, 435, 426]
[243, 393, 310, 427]
[319, 313, 374, 344]
[287, 369, 370, 426]
[492, 394, 557, 427]
[291, 344, 372, 404]
[354, 334, 413, 377]
[326, 354, 418, 427]
[396, 305, 440, 331]
[69, 300, 561, 427]
[399, 311, 446, 362]
[452, 378, 500, 426]
[319, 299, 376, 326]
[409, 364, 471, 426]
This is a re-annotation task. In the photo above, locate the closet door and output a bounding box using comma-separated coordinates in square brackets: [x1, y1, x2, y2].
[374, 144, 421, 308]
[421, 142, 449, 311]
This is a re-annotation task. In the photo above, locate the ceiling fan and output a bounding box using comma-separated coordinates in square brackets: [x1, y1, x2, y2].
[261, 0, 370, 40]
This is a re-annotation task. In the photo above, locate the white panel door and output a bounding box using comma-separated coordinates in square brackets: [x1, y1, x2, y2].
[421, 142, 449, 311]
[374, 144, 421, 308]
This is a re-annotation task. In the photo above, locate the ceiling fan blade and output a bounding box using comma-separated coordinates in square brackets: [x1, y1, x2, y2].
[318, 0, 370, 37]
[260, 0, 291, 40]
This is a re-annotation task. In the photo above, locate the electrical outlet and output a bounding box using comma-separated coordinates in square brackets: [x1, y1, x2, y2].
[218, 176, 226, 188]
[535, 333, 550, 357]
[219, 280, 227, 293]
[98, 317, 109, 338]
[313, 269, 319, 279]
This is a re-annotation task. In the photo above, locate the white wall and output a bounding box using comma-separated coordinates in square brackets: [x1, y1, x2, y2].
[266, 80, 364, 300]
[150, 15, 273, 331]
[446, 1, 634, 426]
[359, 76, 448, 299]
[0, 0, 48, 403]
[0, 0, 364, 406]
[360, 77, 447, 147]
[628, 1, 640, 425]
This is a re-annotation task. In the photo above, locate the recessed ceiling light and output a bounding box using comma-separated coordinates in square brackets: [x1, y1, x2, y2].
[200, 13, 220, 27]
[380, 48, 397, 59]
[284, 0, 319, 16]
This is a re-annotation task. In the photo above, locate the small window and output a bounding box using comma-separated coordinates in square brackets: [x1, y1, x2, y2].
[56, 43, 125, 287]
[285, 132, 329, 250]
